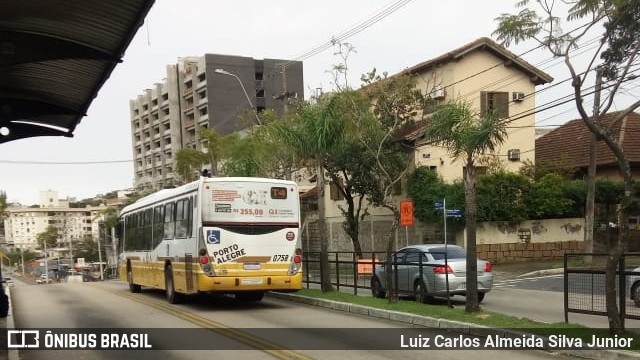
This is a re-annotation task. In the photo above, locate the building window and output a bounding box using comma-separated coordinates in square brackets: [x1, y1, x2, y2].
[480, 91, 509, 118]
[329, 180, 344, 201]
[199, 107, 208, 116]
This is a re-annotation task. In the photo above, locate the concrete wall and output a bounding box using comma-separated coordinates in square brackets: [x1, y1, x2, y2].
[474, 218, 585, 245]
[303, 215, 585, 263]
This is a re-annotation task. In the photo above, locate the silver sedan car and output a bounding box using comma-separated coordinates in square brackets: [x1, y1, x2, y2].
[370, 244, 493, 303]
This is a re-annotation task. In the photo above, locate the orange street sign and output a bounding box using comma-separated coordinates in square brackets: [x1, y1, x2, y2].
[400, 200, 414, 227]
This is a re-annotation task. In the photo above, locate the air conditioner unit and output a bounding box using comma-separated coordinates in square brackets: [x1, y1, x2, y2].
[430, 86, 445, 100]
[512, 92, 525, 102]
[508, 149, 521, 161]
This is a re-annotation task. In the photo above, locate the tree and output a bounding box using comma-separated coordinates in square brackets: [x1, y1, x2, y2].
[272, 96, 361, 292]
[175, 127, 234, 181]
[424, 99, 507, 313]
[359, 69, 428, 302]
[36, 225, 59, 250]
[494, 0, 640, 332]
[73, 236, 100, 263]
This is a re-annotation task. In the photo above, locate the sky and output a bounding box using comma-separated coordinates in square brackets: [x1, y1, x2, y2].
[0, 0, 633, 205]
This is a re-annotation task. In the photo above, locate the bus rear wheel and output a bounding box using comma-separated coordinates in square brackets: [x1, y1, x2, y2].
[127, 264, 141, 293]
[165, 266, 181, 304]
[236, 291, 264, 302]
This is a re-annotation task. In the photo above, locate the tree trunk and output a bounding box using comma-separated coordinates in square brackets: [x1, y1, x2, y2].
[385, 208, 400, 303]
[464, 159, 480, 313]
[317, 163, 332, 292]
[606, 169, 634, 334]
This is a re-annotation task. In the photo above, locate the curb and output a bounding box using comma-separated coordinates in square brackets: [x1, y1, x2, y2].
[267, 292, 640, 360]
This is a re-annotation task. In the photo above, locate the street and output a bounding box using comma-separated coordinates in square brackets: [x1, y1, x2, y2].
[7, 279, 585, 360]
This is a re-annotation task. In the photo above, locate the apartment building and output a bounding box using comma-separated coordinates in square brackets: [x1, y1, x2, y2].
[3, 190, 106, 251]
[129, 54, 304, 192]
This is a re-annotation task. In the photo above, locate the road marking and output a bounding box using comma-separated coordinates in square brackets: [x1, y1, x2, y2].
[493, 274, 564, 288]
[104, 287, 314, 360]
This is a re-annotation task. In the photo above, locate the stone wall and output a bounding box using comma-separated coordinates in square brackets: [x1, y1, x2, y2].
[477, 240, 584, 264]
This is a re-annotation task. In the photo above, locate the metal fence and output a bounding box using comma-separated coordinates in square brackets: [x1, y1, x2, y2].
[302, 251, 385, 295]
[301, 250, 455, 299]
[564, 252, 640, 325]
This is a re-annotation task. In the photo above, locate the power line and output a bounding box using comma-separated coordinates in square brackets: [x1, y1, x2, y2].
[0, 159, 133, 165]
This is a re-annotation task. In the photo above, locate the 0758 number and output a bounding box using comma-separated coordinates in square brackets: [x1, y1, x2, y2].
[272, 254, 289, 262]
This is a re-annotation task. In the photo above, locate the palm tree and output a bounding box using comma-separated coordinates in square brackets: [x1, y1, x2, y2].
[424, 100, 508, 313]
[272, 96, 357, 292]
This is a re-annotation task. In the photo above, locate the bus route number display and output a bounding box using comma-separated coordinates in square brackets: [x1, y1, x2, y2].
[271, 187, 287, 199]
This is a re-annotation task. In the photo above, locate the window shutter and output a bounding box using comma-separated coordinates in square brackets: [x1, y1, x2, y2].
[480, 91, 487, 116]
[496, 92, 509, 118]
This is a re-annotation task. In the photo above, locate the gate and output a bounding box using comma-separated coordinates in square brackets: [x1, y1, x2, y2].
[564, 252, 640, 326]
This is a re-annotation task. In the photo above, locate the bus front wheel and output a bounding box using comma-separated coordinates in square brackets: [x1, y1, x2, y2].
[127, 264, 141, 293]
[165, 266, 181, 304]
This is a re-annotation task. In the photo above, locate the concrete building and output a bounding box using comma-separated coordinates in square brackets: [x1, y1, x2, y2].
[129, 54, 304, 193]
[3, 190, 106, 252]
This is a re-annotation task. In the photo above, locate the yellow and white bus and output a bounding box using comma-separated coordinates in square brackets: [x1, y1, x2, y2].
[117, 177, 302, 303]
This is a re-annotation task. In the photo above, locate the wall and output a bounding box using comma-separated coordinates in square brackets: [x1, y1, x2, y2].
[302, 215, 585, 264]
[463, 218, 585, 263]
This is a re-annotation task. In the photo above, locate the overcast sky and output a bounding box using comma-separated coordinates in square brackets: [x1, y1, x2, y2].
[0, 0, 628, 205]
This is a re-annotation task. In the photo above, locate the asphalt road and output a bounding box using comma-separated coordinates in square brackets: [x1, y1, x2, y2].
[7, 280, 584, 360]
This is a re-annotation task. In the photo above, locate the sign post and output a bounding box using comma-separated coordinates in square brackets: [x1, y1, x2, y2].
[434, 199, 463, 308]
[400, 200, 413, 247]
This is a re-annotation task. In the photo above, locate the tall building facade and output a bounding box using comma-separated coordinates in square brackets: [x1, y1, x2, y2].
[129, 54, 304, 192]
[3, 190, 106, 251]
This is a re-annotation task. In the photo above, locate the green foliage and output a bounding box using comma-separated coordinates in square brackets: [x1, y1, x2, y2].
[73, 237, 100, 262]
[595, 179, 625, 205]
[175, 147, 208, 181]
[406, 167, 466, 229]
[425, 100, 508, 161]
[526, 173, 577, 219]
[36, 225, 59, 249]
[477, 171, 531, 224]
[6, 249, 38, 265]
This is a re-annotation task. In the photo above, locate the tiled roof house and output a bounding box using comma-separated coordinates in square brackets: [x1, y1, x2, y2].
[536, 111, 640, 180]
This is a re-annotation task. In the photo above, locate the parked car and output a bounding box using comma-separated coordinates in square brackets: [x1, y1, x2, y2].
[629, 266, 640, 307]
[36, 274, 53, 284]
[370, 244, 493, 303]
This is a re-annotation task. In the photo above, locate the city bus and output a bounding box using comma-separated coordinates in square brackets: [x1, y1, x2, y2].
[117, 177, 302, 303]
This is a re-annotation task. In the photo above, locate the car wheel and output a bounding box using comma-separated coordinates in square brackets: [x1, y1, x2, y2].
[127, 264, 141, 293]
[478, 292, 486, 303]
[414, 280, 433, 304]
[371, 276, 386, 299]
[632, 282, 640, 307]
[165, 266, 181, 304]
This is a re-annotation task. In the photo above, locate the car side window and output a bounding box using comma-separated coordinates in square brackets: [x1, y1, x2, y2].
[404, 250, 421, 264]
[393, 251, 407, 265]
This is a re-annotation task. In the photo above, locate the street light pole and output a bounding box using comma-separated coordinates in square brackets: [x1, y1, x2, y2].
[214, 68, 262, 125]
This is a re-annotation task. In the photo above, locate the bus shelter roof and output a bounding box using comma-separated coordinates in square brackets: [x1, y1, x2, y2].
[0, 0, 155, 144]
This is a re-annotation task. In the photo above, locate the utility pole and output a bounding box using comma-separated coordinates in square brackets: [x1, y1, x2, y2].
[281, 63, 288, 114]
[585, 68, 603, 263]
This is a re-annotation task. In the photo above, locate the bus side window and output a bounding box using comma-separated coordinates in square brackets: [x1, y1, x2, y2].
[175, 199, 188, 238]
[153, 205, 164, 247]
[187, 197, 193, 238]
[164, 202, 175, 239]
[144, 208, 153, 249]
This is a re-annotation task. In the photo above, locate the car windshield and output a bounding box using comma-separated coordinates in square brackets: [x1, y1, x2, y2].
[428, 246, 466, 260]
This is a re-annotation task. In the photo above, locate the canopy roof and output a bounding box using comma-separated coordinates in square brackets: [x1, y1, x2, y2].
[0, 0, 155, 144]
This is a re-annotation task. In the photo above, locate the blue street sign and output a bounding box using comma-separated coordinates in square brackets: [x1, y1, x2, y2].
[434, 202, 443, 210]
[446, 209, 462, 218]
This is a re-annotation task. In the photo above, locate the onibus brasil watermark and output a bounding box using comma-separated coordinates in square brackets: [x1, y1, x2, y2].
[400, 333, 635, 349]
[8, 330, 152, 349]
